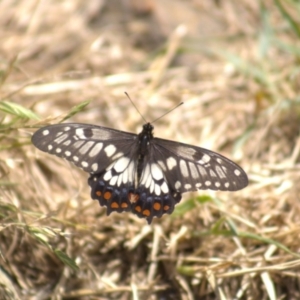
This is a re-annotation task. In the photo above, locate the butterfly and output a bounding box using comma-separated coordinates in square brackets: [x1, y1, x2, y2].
[32, 120, 248, 223]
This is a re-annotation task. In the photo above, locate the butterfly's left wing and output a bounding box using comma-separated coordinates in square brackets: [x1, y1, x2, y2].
[32, 123, 141, 216]
[151, 137, 248, 193]
[31, 123, 137, 174]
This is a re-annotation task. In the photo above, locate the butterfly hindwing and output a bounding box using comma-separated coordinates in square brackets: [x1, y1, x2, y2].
[131, 160, 182, 223]
[88, 157, 137, 216]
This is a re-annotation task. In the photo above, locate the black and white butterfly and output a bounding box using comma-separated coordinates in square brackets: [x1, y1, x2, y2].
[32, 121, 248, 223]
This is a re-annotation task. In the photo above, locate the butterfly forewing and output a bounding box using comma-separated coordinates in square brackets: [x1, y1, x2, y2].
[31, 123, 137, 174]
[151, 138, 248, 192]
[32, 122, 248, 223]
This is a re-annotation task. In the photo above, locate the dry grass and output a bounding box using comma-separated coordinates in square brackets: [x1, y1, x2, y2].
[0, 0, 300, 299]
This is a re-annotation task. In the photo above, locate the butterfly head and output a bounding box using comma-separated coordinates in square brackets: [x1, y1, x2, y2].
[140, 123, 154, 138]
[138, 123, 154, 155]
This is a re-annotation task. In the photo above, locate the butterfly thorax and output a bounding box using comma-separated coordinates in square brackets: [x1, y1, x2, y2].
[137, 123, 154, 184]
[138, 123, 154, 155]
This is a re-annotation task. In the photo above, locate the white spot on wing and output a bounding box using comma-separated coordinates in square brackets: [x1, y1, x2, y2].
[234, 169, 241, 176]
[65, 151, 71, 156]
[91, 128, 111, 139]
[104, 170, 112, 181]
[196, 183, 202, 189]
[222, 166, 227, 173]
[203, 154, 211, 163]
[54, 133, 68, 144]
[150, 180, 155, 193]
[188, 162, 199, 179]
[63, 140, 71, 146]
[161, 182, 169, 193]
[198, 154, 211, 164]
[75, 129, 86, 139]
[109, 176, 118, 186]
[42, 130, 49, 136]
[114, 157, 130, 173]
[175, 181, 181, 190]
[215, 182, 221, 188]
[81, 161, 88, 168]
[117, 173, 123, 186]
[166, 157, 177, 170]
[145, 173, 152, 188]
[73, 141, 85, 149]
[112, 152, 124, 160]
[125, 161, 135, 184]
[197, 165, 207, 177]
[104, 144, 116, 157]
[89, 143, 103, 157]
[92, 163, 98, 172]
[157, 160, 166, 171]
[122, 167, 128, 184]
[210, 170, 217, 177]
[79, 141, 95, 155]
[180, 160, 189, 177]
[48, 145, 53, 151]
[205, 181, 211, 186]
[216, 166, 226, 178]
[64, 126, 71, 131]
[73, 156, 78, 161]
[151, 163, 163, 180]
[184, 184, 192, 190]
[155, 184, 161, 196]
[225, 182, 230, 188]
[177, 146, 196, 157]
[56, 148, 62, 153]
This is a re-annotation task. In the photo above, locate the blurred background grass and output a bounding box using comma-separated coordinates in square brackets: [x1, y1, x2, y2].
[1, 0, 300, 299]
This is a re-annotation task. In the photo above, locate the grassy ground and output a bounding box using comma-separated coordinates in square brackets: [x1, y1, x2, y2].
[0, 0, 300, 299]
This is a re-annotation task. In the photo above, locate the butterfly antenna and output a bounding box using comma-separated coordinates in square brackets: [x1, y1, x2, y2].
[151, 101, 184, 124]
[125, 92, 148, 123]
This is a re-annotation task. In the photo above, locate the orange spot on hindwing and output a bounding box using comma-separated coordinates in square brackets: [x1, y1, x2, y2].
[104, 191, 112, 200]
[121, 202, 128, 208]
[163, 205, 170, 211]
[153, 202, 161, 211]
[135, 206, 142, 213]
[96, 191, 102, 197]
[111, 202, 119, 209]
[142, 209, 150, 217]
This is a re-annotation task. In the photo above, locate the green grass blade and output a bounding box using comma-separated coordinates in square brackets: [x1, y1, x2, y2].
[0, 101, 39, 120]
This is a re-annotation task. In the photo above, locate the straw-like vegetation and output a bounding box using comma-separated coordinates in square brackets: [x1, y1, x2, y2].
[0, 1, 300, 299]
